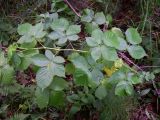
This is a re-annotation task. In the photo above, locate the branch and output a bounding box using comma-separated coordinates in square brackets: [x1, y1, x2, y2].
[118, 52, 143, 71]
[64, 0, 81, 17]
[17, 46, 88, 53]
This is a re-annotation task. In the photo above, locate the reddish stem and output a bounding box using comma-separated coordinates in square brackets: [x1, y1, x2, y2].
[64, 0, 81, 17]
[118, 52, 143, 71]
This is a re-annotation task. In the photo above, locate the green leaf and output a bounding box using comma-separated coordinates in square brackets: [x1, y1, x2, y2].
[94, 12, 106, 25]
[111, 27, 124, 38]
[115, 81, 133, 96]
[36, 67, 53, 89]
[92, 29, 103, 45]
[35, 31, 47, 39]
[7, 44, 17, 60]
[109, 70, 126, 84]
[67, 35, 79, 41]
[81, 95, 89, 104]
[128, 73, 142, 84]
[20, 40, 37, 48]
[49, 77, 68, 91]
[101, 45, 118, 61]
[73, 69, 89, 86]
[116, 37, 127, 50]
[66, 25, 81, 35]
[50, 18, 69, 31]
[9, 113, 29, 120]
[95, 85, 107, 99]
[49, 62, 65, 77]
[12, 53, 21, 68]
[81, 9, 94, 22]
[67, 94, 80, 103]
[35, 87, 49, 109]
[142, 72, 155, 81]
[17, 23, 32, 35]
[32, 54, 49, 67]
[86, 37, 98, 47]
[18, 57, 31, 70]
[85, 22, 99, 34]
[18, 35, 35, 44]
[57, 37, 67, 45]
[49, 91, 65, 107]
[69, 53, 91, 79]
[69, 53, 97, 86]
[106, 14, 112, 24]
[87, 94, 96, 103]
[22, 49, 39, 57]
[1, 65, 14, 84]
[127, 45, 147, 59]
[53, 56, 65, 63]
[45, 50, 55, 61]
[125, 28, 142, 44]
[69, 104, 81, 114]
[0, 51, 6, 66]
[48, 31, 65, 40]
[65, 63, 75, 75]
[91, 69, 103, 85]
[140, 89, 151, 96]
[31, 23, 46, 38]
[103, 31, 120, 48]
[91, 47, 101, 61]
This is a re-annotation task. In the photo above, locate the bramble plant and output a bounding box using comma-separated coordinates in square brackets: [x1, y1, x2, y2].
[0, 1, 153, 116]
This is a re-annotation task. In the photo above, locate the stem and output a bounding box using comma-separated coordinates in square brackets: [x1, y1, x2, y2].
[141, 0, 149, 35]
[17, 46, 88, 53]
[118, 52, 143, 71]
[140, 66, 160, 68]
[123, 63, 139, 74]
[64, 0, 81, 17]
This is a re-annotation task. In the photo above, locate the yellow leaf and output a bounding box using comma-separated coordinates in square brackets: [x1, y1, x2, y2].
[104, 66, 117, 77]
[114, 59, 123, 68]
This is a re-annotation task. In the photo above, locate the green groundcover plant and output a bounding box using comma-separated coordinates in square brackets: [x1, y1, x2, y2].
[0, 0, 155, 118]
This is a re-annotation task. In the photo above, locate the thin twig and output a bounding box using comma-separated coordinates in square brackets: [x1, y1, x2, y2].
[17, 46, 88, 53]
[118, 52, 143, 71]
[64, 0, 81, 17]
[123, 63, 139, 74]
[140, 66, 160, 68]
